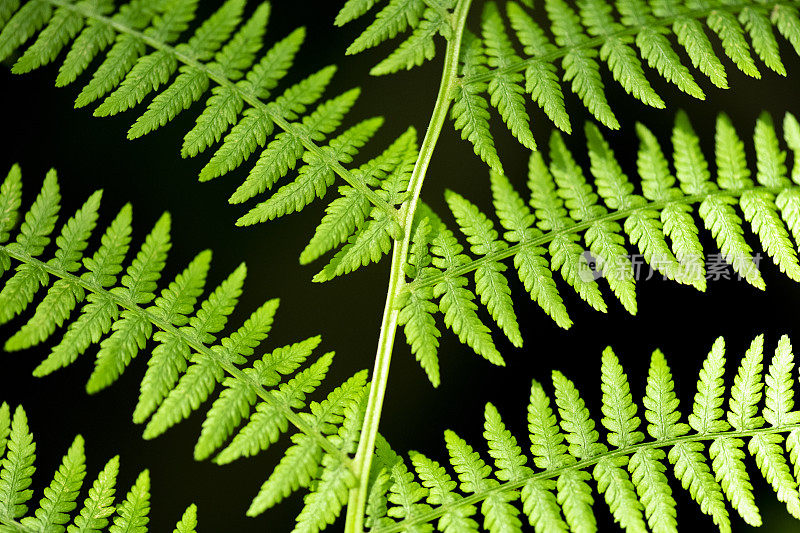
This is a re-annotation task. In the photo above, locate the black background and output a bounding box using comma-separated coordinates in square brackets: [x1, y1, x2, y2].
[2, 1, 800, 531]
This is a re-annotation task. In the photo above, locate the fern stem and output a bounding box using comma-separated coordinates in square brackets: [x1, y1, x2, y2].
[372, 421, 800, 533]
[344, 1, 474, 531]
[0, 245, 351, 467]
[459, 0, 800, 86]
[405, 184, 800, 293]
[42, 0, 403, 227]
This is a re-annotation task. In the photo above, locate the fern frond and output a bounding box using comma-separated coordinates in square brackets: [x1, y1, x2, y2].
[0, 165, 370, 522]
[0, 403, 195, 532]
[448, 0, 800, 161]
[400, 111, 800, 383]
[371, 334, 800, 533]
[1, 0, 413, 282]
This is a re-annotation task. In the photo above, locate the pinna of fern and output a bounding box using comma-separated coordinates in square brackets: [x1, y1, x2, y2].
[340, 0, 800, 170]
[397, 109, 800, 387]
[0, 163, 376, 532]
[0, 402, 198, 533]
[0, 0, 426, 282]
[361, 333, 800, 533]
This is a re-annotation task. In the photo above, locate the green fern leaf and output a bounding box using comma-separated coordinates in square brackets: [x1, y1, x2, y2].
[311, 127, 414, 282]
[520, 477, 567, 533]
[704, 114, 765, 288]
[126, 0, 253, 139]
[547, 0, 619, 129]
[382, 441, 432, 531]
[11, 0, 83, 75]
[653, 0, 728, 87]
[741, 6, 785, 75]
[619, 0, 705, 98]
[747, 334, 800, 518]
[109, 470, 150, 533]
[0, 169, 60, 325]
[301, 127, 414, 266]
[371, 7, 444, 76]
[94, 0, 197, 117]
[0, 405, 36, 521]
[173, 504, 198, 533]
[241, 116, 383, 226]
[482, 2, 537, 151]
[68, 455, 119, 533]
[411, 451, 479, 532]
[290, 387, 365, 531]
[398, 217, 443, 386]
[451, 31, 503, 173]
[196, 25, 304, 179]
[593, 456, 647, 533]
[688, 337, 730, 434]
[93, 0, 198, 117]
[553, 371, 606, 460]
[445, 429, 523, 533]
[336, 0, 379, 26]
[179, 4, 274, 158]
[710, 436, 761, 526]
[0, 165, 23, 261]
[552, 130, 637, 313]
[528, 152, 607, 313]
[578, 0, 664, 108]
[86, 213, 171, 393]
[629, 447, 677, 533]
[506, 1, 571, 133]
[194, 333, 314, 461]
[0, 0, 51, 63]
[248, 371, 367, 514]
[214, 351, 335, 464]
[0, 404, 9, 459]
[669, 439, 730, 531]
[633, 123, 691, 283]
[32, 203, 133, 377]
[490, 170, 571, 328]
[21, 435, 86, 533]
[346, 0, 425, 55]
[142, 263, 247, 438]
[231, 87, 360, 207]
[528, 379, 596, 533]
[484, 403, 533, 483]
[708, 8, 760, 77]
[431, 227, 503, 366]
[600, 346, 645, 449]
[446, 190, 521, 347]
[4, 185, 101, 351]
[54, 0, 115, 87]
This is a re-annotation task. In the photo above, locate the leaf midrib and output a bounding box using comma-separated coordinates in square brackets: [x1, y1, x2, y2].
[405, 184, 797, 293]
[459, 0, 800, 86]
[0, 243, 353, 468]
[372, 421, 800, 533]
[42, 0, 402, 229]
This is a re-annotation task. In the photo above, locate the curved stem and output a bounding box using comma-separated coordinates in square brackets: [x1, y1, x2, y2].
[344, 1, 473, 531]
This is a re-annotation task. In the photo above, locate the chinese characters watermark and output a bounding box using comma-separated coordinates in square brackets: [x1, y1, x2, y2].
[578, 251, 764, 282]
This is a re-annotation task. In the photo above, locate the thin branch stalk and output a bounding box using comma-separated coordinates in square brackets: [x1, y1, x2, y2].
[344, 1, 474, 531]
